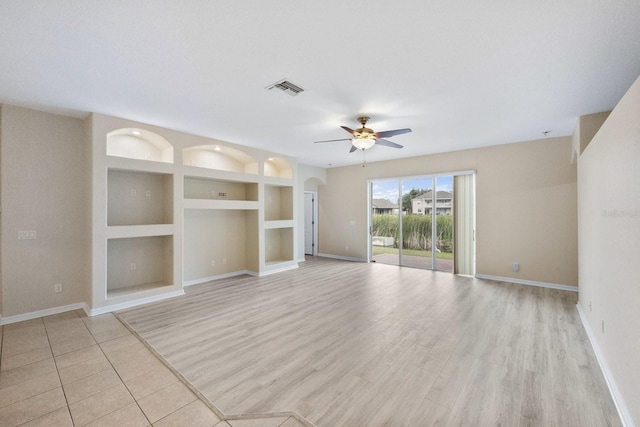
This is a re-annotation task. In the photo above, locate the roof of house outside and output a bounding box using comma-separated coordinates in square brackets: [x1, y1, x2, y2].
[412, 190, 453, 200]
[372, 199, 399, 209]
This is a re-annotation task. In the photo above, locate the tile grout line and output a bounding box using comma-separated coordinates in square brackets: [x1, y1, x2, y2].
[80, 314, 154, 427]
[42, 318, 75, 426]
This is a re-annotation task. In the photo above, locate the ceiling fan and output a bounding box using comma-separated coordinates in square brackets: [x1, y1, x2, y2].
[314, 116, 412, 153]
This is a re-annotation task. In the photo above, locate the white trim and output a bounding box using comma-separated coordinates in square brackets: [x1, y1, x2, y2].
[258, 264, 298, 277]
[576, 303, 635, 427]
[366, 169, 476, 183]
[474, 274, 578, 292]
[89, 290, 185, 316]
[298, 257, 307, 262]
[318, 253, 368, 263]
[0, 302, 90, 325]
[183, 271, 253, 287]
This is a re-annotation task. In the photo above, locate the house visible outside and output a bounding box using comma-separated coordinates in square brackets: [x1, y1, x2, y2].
[411, 190, 453, 215]
[372, 198, 399, 215]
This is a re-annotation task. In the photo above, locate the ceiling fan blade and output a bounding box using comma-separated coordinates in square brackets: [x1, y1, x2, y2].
[349, 145, 358, 153]
[375, 138, 403, 149]
[374, 128, 412, 139]
[313, 138, 352, 143]
[341, 126, 358, 136]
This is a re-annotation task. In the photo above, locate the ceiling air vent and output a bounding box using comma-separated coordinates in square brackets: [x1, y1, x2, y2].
[266, 79, 304, 96]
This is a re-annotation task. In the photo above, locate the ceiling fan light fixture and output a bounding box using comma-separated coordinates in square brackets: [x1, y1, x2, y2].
[352, 136, 376, 151]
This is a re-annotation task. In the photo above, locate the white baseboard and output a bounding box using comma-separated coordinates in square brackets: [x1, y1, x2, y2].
[474, 274, 578, 292]
[0, 302, 90, 325]
[258, 263, 298, 277]
[88, 290, 185, 316]
[576, 303, 635, 427]
[183, 271, 254, 287]
[317, 253, 368, 263]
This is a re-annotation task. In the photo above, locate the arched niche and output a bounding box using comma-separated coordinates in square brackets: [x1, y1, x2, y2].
[264, 157, 293, 179]
[304, 176, 325, 191]
[106, 128, 174, 163]
[183, 145, 258, 175]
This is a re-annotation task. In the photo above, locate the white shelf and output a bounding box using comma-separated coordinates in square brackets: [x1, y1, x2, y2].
[264, 220, 294, 229]
[183, 166, 258, 182]
[107, 224, 174, 239]
[107, 281, 172, 298]
[183, 199, 258, 210]
[107, 156, 174, 174]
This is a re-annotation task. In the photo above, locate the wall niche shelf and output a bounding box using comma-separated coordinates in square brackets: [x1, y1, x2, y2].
[107, 128, 174, 163]
[106, 235, 173, 298]
[184, 176, 258, 201]
[108, 170, 173, 226]
[264, 227, 294, 265]
[184, 145, 258, 174]
[264, 184, 293, 221]
[264, 157, 293, 179]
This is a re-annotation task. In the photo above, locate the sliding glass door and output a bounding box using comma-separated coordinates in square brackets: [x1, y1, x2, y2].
[370, 172, 473, 273]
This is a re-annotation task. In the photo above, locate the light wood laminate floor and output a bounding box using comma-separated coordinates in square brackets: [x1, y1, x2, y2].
[118, 257, 621, 427]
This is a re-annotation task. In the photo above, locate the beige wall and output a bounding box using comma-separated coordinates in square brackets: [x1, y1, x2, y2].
[577, 76, 640, 425]
[0, 105, 90, 318]
[319, 136, 578, 286]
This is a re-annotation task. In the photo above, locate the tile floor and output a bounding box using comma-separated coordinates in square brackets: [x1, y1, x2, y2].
[0, 310, 306, 427]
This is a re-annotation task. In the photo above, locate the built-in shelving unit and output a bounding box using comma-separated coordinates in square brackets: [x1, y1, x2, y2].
[91, 116, 297, 314]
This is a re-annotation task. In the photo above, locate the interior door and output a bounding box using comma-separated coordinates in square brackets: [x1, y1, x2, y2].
[304, 192, 315, 255]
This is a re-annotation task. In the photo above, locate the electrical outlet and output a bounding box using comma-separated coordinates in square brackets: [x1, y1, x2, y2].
[512, 262, 519, 272]
[145, 190, 151, 197]
[130, 189, 137, 197]
[54, 283, 63, 293]
[130, 263, 137, 271]
[588, 301, 592, 312]
[211, 260, 215, 267]
[18, 230, 37, 240]
[222, 258, 227, 265]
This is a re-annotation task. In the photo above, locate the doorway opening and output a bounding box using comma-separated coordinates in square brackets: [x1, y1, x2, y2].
[304, 191, 318, 256]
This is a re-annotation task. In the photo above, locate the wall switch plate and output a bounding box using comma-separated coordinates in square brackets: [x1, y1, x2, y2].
[130, 189, 137, 197]
[512, 263, 520, 272]
[145, 190, 151, 197]
[130, 263, 137, 271]
[54, 283, 63, 293]
[18, 230, 37, 240]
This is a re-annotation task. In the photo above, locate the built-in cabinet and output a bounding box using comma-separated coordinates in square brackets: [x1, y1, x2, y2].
[91, 116, 297, 313]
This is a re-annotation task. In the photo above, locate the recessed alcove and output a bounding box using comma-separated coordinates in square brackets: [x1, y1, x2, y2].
[107, 128, 174, 163]
[264, 157, 293, 179]
[183, 145, 258, 174]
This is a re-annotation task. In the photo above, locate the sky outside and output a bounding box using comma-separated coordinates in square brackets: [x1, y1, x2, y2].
[372, 176, 453, 203]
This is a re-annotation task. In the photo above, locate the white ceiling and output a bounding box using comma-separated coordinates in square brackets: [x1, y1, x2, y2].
[1, 1, 639, 168]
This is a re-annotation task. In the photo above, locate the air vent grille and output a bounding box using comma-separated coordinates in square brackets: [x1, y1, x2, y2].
[266, 79, 304, 96]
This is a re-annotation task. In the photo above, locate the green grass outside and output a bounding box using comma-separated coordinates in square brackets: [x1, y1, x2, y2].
[372, 246, 453, 260]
